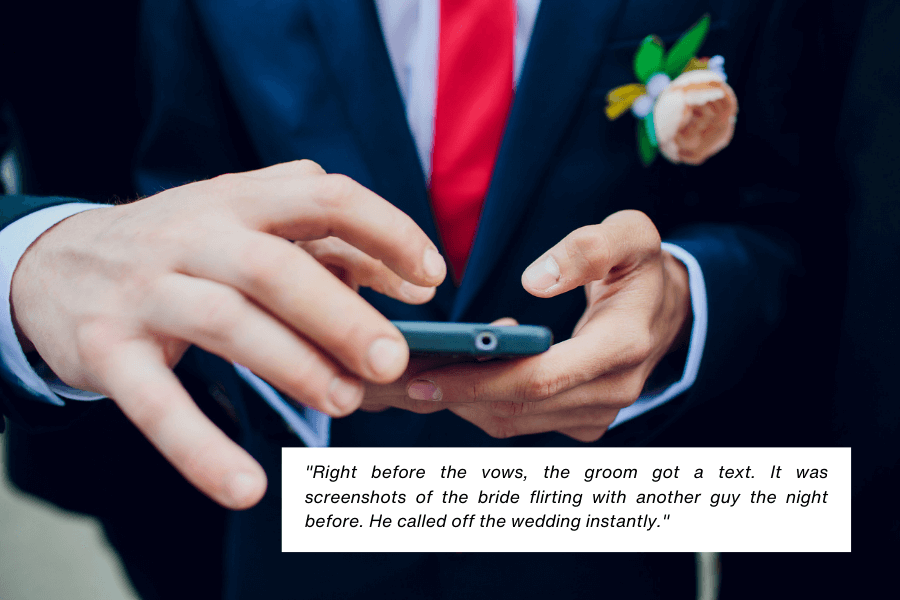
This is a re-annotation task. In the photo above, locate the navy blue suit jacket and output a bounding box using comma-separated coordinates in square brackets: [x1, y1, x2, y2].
[0, 1, 845, 599]
[130, 0, 818, 446]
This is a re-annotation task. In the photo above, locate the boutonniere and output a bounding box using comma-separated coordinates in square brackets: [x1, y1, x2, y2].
[606, 14, 738, 166]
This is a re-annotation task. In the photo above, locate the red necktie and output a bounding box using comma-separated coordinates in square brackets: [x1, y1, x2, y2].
[430, 0, 515, 282]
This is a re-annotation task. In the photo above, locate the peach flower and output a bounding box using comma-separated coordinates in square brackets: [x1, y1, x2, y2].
[653, 70, 738, 165]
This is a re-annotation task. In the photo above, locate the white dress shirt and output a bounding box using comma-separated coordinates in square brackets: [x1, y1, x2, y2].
[0, 0, 707, 442]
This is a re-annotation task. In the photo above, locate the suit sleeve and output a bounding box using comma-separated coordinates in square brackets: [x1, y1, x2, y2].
[607, 0, 850, 445]
[693, 0, 845, 403]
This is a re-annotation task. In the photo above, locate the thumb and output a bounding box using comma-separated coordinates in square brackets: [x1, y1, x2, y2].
[521, 210, 661, 297]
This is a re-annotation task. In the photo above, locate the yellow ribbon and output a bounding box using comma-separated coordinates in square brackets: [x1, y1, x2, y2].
[605, 83, 646, 120]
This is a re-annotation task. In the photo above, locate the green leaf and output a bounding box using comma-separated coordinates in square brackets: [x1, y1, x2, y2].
[664, 14, 711, 79]
[633, 36, 665, 83]
[637, 121, 658, 166]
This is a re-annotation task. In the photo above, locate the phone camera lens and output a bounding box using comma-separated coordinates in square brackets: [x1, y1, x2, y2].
[475, 331, 498, 351]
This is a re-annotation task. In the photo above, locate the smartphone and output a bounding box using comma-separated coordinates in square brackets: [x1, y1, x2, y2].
[392, 321, 553, 358]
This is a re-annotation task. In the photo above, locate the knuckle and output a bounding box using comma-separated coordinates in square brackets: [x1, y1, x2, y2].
[629, 334, 655, 365]
[484, 417, 519, 440]
[644, 226, 662, 251]
[194, 289, 245, 342]
[566, 227, 610, 273]
[616, 329, 654, 367]
[321, 312, 393, 377]
[566, 427, 608, 443]
[608, 377, 643, 408]
[467, 378, 489, 403]
[334, 318, 373, 359]
[626, 377, 645, 404]
[109, 261, 158, 303]
[293, 159, 326, 176]
[520, 378, 548, 402]
[208, 172, 248, 198]
[206, 173, 232, 190]
[299, 236, 344, 260]
[315, 174, 356, 210]
[394, 214, 423, 246]
[74, 320, 117, 371]
[357, 264, 394, 293]
[488, 400, 529, 418]
[519, 368, 569, 402]
[282, 362, 330, 405]
[623, 210, 661, 250]
[236, 239, 289, 293]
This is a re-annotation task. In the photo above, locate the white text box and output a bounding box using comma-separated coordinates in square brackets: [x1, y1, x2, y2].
[282, 447, 850, 552]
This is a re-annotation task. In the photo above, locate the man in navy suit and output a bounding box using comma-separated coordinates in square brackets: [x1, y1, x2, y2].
[1, 0, 844, 598]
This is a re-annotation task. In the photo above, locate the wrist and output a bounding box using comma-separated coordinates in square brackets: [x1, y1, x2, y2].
[10, 224, 53, 355]
[9, 206, 109, 355]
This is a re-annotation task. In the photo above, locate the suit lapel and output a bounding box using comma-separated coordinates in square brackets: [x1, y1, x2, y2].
[307, 1, 629, 320]
[451, 0, 628, 320]
[307, 0, 457, 315]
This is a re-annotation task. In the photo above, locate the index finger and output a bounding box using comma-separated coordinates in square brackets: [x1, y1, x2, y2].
[229, 162, 447, 288]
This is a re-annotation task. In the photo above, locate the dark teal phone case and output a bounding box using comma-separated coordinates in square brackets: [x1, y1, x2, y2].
[392, 321, 553, 357]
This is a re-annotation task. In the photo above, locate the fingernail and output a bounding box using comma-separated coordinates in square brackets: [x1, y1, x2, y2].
[226, 472, 260, 506]
[368, 337, 406, 378]
[423, 248, 446, 282]
[329, 375, 364, 413]
[408, 380, 442, 401]
[523, 256, 560, 291]
[399, 281, 435, 304]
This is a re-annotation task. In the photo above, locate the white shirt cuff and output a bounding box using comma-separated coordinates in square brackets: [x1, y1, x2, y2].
[0, 203, 107, 404]
[609, 242, 709, 428]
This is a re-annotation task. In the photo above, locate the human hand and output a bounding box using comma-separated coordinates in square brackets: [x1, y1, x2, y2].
[359, 318, 521, 413]
[396, 210, 691, 442]
[10, 160, 446, 508]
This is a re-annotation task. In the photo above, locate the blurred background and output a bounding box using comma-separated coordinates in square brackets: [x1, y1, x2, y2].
[0, 442, 138, 600]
